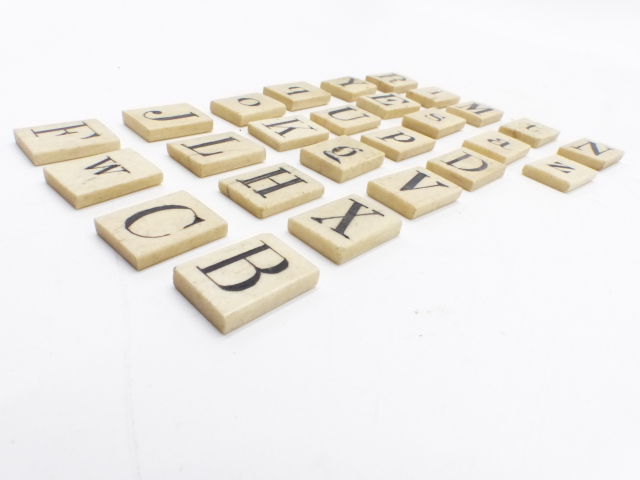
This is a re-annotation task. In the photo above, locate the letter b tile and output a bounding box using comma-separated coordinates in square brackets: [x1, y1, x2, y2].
[365, 73, 418, 93]
[122, 103, 213, 142]
[174, 233, 320, 334]
[426, 148, 506, 192]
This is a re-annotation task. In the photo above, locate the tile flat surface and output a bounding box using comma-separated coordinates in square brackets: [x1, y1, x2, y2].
[499, 118, 560, 148]
[95, 191, 227, 270]
[210, 93, 286, 127]
[522, 155, 597, 193]
[14, 119, 120, 166]
[167, 132, 265, 177]
[248, 116, 329, 152]
[462, 130, 530, 165]
[44, 148, 163, 209]
[365, 73, 418, 93]
[360, 127, 435, 161]
[263, 82, 331, 111]
[557, 138, 624, 171]
[446, 102, 504, 127]
[122, 103, 213, 142]
[406, 87, 460, 108]
[427, 148, 506, 191]
[402, 108, 466, 139]
[174, 233, 319, 334]
[219, 163, 324, 218]
[356, 93, 420, 120]
[310, 105, 381, 136]
[320, 77, 377, 102]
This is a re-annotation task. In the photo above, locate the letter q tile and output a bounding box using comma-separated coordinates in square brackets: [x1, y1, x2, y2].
[123, 103, 213, 142]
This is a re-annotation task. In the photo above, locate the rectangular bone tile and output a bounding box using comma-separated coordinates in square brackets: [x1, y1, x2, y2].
[462, 130, 530, 165]
[365, 73, 418, 93]
[219, 163, 324, 218]
[402, 108, 466, 139]
[367, 167, 462, 219]
[320, 77, 377, 102]
[288, 194, 401, 265]
[14, 119, 120, 166]
[310, 105, 381, 135]
[263, 82, 331, 111]
[167, 132, 265, 178]
[406, 87, 460, 108]
[44, 148, 163, 209]
[122, 103, 213, 142]
[522, 155, 597, 193]
[300, 136, 384, 183]
[499, 118, 560, 148]
[557, 138, 624, 171]
[426, 148, 506, 192]
[248, 116, 329, 152]
[446, 102, 503, 127]
[95, 191, 227, 270]
[356, 93, 420, 120]
[210, 93, 286, 127]
[360, 127, 435, 162]
[174, 233, 319, 334]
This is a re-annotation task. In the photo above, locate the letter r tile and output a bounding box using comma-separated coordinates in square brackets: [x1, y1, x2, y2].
[426, 148, 506, 192]
[174, 233, 320, 334]
[365, 73, 418, 93]
[122, 103, 213, 142]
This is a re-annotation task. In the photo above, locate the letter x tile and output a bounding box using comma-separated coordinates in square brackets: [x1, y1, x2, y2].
[402, 108, 466, 139]
[44, 148, 163, 209]
[95, 191, 228, 270]
[522, 155, 597, 193]
[288, 194, 402, 265]
[210, 93, 286, 127]
[360, 126, 435, 161]
[499, 118, 560, 148]
[300, 136, 384, 183]
[310, 105, 381, 135]
[219, 163, 324, 218]
[426, 148, 506, 192]
[320, 76, 377, 102]
[462, 130, 530, 165]
[14, 119, 120, 166]
[263, 82, 331, 111]
[406, 86, 460, 108]
[174, 233, 319, 334]
[557, 138, 625, 171]
[365, 73, 418, 93]
[167, 132, 265, 177]
[356, 93, 420, 120]
[248, 116, 329, 152]
[446, 101, 504, 127]
[123, 103, 213, 142]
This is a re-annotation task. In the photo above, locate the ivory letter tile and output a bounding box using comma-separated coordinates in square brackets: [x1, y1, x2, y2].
[367, 167, 462, 219]
[263, 82, 331, 111]
[320, 77, 377, 102]
[446, 102, 503, 127]
[300, 136, 384, 183]
[248, 116, 329, 152]
[522, 155, 597, 193]
[14, 119, 120, 166]
[499, 118, 560, 148]
[360, 127, 435, 162]
[288, 194, 402, 265]
[557, 138, 624, 171]
[219, 163, 324, 218]
[365, 73, 418, 93]
[167, 133, 265, 178]
[174, 233, 319, 334]
[402, 108, 466, 139]
[426, 148, 506, 192]
[462, 130, 530, 165]
[95, 191, 228, 270]
[44, 148, 163, 209]
[210, 93, 286, 127]
[122, 103, 213, 142]
[406, 87, 460, 108]
[310, 105, 381, 135]
[356, 93, 420, 120]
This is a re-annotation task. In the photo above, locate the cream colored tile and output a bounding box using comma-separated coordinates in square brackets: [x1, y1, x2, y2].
[402, 108, 466, 139]
[95, 191, 227, 270]
[522, 155, 597, 193]
[310, 105, 381, 135]
[557, 138, 624, 171]
[426, 148, 506, 192]
[247, 116, 329, 152]
[365, 73, 418, 93]
[122, 103, 213, 142]
[219, 163, 324, 218]
[499, 118, 560, 148]
[320, 77, 377, 102]
[210, 93, 286, 127]
[360, 127, 435, 162]
[446, 102, 503, 127]
[356, 93, 420, 120]
[462, 130, 530, 165]
[44, 148, 162, 209]
[174, 233, 319, 334]
[263, 82, 331, 111]
[288, 194, 402, 265]
[14, 119, 120, 166]
[406, 86, 460, 108]
[300, 136, 384, 183]
[367, 167, 462, 219]
[167, 133, 265, 178]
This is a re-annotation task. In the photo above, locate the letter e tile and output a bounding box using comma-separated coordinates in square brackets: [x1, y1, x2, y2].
[360, 127, 435, 161]
[498, 118, 560, 148]
[446, 102, 503, 127]
[356, 93, 420, 120]
[210, 93, 286, 127]
[522, 155, 597, 193]
[426, 148, 506, 192]
[248, 116, 329, 152]
[320, 76, 377, 102]
[263, 82, 331, 111]
[122, 103, 213, 142]
[557, 138, 624, 171]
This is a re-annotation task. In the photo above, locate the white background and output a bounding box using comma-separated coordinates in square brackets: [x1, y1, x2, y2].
[1, 1, 639, 478]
